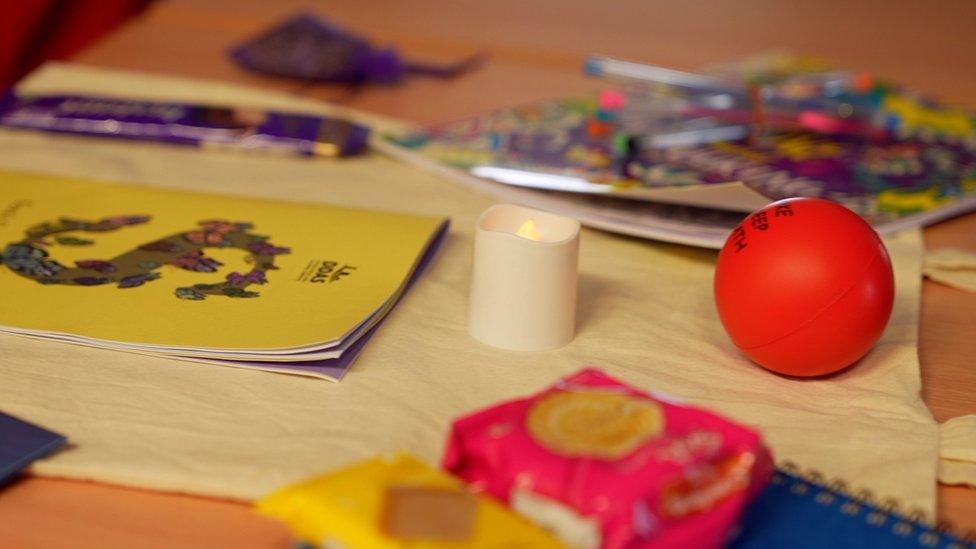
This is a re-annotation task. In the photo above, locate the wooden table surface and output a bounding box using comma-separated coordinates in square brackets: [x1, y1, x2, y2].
[1, 1, 974, 546]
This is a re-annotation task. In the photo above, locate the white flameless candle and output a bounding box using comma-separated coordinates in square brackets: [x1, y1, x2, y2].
[468, 204, 581, 351]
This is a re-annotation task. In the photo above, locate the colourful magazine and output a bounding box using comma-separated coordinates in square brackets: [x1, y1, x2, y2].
[384, 55, 976, 247]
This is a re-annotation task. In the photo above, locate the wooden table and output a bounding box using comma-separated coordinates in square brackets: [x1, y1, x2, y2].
[1, 1, 974, 546]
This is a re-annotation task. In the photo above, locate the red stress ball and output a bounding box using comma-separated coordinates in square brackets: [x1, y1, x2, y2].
[714, 198, 895, 377]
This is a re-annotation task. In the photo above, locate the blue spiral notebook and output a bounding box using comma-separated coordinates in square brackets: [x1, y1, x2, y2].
[732, 466, 975, 548]
[0, 411, 67, 486]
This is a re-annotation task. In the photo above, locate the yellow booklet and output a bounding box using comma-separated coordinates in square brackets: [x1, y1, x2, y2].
[0, 170, 447, 379]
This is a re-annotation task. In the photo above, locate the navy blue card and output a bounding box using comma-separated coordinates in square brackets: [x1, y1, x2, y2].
[0, 411, 67, 485]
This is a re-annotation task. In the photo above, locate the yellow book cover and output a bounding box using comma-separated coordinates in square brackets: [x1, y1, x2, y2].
[0, 170, 448, 356]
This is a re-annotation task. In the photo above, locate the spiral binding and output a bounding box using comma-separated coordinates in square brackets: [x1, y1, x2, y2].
[778, 461, 976, 546]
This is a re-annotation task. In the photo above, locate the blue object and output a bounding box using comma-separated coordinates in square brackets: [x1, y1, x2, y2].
[731, 468, 975, 548]
[0, 411, 66, 486]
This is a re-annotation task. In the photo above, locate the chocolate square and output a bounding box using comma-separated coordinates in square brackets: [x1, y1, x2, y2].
[380, 485, 477, 541]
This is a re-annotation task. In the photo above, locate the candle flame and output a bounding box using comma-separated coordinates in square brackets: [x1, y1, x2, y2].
[515, 219, 542, 241]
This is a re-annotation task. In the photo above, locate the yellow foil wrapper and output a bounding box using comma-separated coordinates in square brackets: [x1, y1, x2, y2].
[255, 453, 562, 548]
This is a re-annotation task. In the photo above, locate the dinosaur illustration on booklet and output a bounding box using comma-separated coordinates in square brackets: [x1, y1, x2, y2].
[3, 216, 291, 300]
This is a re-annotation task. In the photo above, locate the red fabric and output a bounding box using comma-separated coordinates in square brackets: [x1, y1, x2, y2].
[0, 0, 150, 91]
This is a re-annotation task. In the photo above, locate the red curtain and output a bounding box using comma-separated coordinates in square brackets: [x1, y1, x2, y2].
[0, 0, 150, 91]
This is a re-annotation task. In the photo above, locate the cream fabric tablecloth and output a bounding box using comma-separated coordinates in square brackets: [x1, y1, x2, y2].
[0, 63, 939, 513]
[924, 248, 976, 292]
[939, 413, 976, 487]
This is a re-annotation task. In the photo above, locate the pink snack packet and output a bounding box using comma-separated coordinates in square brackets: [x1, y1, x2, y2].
[443, 368, 774, 549]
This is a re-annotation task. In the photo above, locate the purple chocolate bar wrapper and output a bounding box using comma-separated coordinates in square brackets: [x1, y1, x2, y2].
[0, 93, 369, 157]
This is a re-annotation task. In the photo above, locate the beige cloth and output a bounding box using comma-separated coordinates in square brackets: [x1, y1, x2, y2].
[0, 63, 939, 513]
[924, 248, 976, 292]
[939, 415, 976, 487]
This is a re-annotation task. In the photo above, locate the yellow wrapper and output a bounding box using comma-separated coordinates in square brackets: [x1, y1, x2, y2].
[255, 454, 562, 548]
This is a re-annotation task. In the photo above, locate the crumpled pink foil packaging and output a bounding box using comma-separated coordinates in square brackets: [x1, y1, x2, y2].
[443, 368, 774, 549]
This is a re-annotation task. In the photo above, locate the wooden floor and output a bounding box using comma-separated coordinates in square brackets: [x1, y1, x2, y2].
[1, 1, 974, 546]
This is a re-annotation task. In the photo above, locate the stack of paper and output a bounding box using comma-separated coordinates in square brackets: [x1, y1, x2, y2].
[0, 170, 448, 381]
